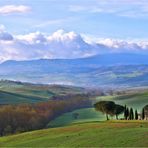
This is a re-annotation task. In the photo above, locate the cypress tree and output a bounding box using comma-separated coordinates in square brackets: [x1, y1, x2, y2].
[129, 108, 131, 120]
[124, 105, 127, 120]
[126, 107, 129, 120]
[129, 108, 134, 120]
[142, 108, 145, 120]
[135, 109, 138, 120]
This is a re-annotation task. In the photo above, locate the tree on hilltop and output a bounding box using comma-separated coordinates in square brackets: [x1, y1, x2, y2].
[94, 101, 124, 120]
[94, 101, 115, 120]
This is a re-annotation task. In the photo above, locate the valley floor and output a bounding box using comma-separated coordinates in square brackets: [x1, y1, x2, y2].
[0, 121, 147, 147]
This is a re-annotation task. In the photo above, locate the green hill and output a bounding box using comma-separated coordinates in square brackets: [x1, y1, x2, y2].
[0, 90, 49, 104]
[0, 80, 86, 104]
[0, 121, 147, 147]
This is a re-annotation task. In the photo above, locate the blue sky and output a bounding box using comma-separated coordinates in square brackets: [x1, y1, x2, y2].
[0, 0, 148, 39]
[0, 0, 148, 62]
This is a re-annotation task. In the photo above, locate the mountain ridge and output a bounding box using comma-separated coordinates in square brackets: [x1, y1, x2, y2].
[1, 53, 148, 65]
[0, 53, 148, 87]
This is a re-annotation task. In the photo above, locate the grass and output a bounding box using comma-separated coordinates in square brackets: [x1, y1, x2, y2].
[48, 108, 105, 127]
[0, 90, 49, 104]
[0, 121, 147, 147]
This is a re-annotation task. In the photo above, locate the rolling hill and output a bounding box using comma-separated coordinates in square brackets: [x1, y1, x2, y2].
[0, 121, 147, 147]
[0, 80, 147, 147]
[0, 80, 87, 104]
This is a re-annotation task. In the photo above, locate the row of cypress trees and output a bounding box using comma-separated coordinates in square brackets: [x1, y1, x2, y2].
[124, 105, 145, 120]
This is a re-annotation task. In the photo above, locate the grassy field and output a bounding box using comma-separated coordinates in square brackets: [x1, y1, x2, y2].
[0, 90, 50, 104]
[0, 121, 147, 147]
[48, 108, 105, 127]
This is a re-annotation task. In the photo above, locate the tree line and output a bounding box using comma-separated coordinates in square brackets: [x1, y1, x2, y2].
[94, 101, 148, 120]
[0, 94, 91, 136]
[124, 104, 148, 120]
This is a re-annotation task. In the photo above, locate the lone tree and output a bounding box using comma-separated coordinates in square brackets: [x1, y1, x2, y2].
[94, 101, 124, 120]
[94, 101, 115, 120]
[135, 109, 138, 120]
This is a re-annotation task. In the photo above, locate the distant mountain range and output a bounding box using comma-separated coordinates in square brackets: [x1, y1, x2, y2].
[0, 53, 148, 88]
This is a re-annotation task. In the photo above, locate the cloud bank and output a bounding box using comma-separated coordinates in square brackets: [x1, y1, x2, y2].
[0, 28, 148, 62]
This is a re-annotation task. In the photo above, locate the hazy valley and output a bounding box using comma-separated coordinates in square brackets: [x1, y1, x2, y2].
[0, 53, 148, 88]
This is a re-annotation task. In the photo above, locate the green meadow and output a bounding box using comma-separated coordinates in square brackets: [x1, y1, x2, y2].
[0, 121, 147, 147]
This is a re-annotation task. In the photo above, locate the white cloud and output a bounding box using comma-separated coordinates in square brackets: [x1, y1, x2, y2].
[95, 38, 148, 53]
[0, 29, 99, 62]
[0, 5, 31, 15]
[0, 29, 148, 62]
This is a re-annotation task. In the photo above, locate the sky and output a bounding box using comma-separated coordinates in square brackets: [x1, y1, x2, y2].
[0, 0, 148, 62]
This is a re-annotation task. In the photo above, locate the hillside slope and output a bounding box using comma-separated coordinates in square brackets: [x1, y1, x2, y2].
[0, 121, 147, 147]
[0, 80, 86, 104]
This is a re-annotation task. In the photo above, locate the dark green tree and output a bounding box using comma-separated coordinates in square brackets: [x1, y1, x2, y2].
[94, 101, 124, 120]
[126, 107, 129, 120]
[142, 108, 145, 120]
[94, 101, 116, 120]
[124, 105, 130, 120]
[143, 105, 148, 120]
[129, 108, 134, 120]
[124, 105, 128, 120]
[135, 109, 138, 120]
[124, 105, 126, 119]
[113, 104, 124, 120]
